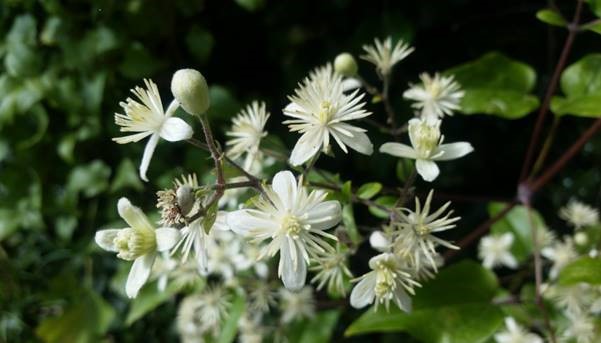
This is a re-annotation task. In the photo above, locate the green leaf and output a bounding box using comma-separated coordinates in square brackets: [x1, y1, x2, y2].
[205, 86, 240, 120]
[36, 288, 115, 343]
[186, 25, 214, 63]
[342, 204, 361, 244]
[445, 52, 539, 119]
[551, 54, 601, 117]
[110, 159, 144, 192]
[298, 310, 340, 343]
[67, 160, 111, 198]
[368, 196, 396, 219]
[489, 203, 546, 263]
[119, 42, 165, 79]
[582, 20, 601, 35]
[357, 182, 382, 200]
[341, 181, 353, 202]
[558, 257, 601, 285]
[235, 0, 265, 12]
[203, 203, 219, 234]
[217, 293, 246, 343]
[589, 0, 601, 18]
[346, 261, 503, 342]
[126, 281, 182, 326]
[536, 9, 567, 27]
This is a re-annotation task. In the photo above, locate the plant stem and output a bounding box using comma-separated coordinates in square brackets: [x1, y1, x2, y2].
[525, 203, 556, 343]
[199, 114, 225, 204]
[530, 116, 561, 177]
[519, 0, 584, 182]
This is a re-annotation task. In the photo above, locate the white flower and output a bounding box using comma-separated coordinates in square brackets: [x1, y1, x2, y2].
[391, 190, 460, 271]
[350, 253, 419, 311]
[227, 170, 341, 290]
[494, 317, 543, 343]
[403, 73, 464, 121]
[310, 243, 353, 295]
[279, 286, 315, 323]
[283, 65, 373, 166]
[380, 118, 473, 181]
[171, 211, 230, 275]
[563, 312, 597, 343]
[478, 232, 518, 269]
[361, 37, 414, 76]
[560, 200, 599, 229]
[226, 101, 269, 170]
[95, 198, 180, 298]
[541, 236, 578, 279]
[369, 230, 392, 252]
[238, 313, 266, 343]
[545, 283, 594, 316]
[177, 286, 231, 340]
[113, 79, 193, 181]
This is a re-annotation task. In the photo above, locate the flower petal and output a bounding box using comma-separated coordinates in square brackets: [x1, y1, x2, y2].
[305, 200, 341, 230]
[126, 253, 155, 298]
[117, 197, 154, 232]
[159, 117, 193, 142]
[433, 142, 474, 161]
[350, 273, 376, 309]
[94, 229, 121, 252]
[415, 159, 440, 182]
[155, 227, 180, 251]
[272, 170, 298, 211]
[379, 142, 418, 159]
[227, 209, 277, 237]
[335, 129, 373, 155]
[393, 286, 412, 312]
[139, 133, 160, 182]
[289, 128, 324, 166]
[341, 77, 362, 92]
[369, 231, 390, 252]
[279, 240, 306, 291]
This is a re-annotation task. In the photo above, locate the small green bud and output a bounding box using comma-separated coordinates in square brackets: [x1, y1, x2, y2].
[574, 232, 588, 246]
[171, 68, 210, 115]
[334, 53, 358, 76]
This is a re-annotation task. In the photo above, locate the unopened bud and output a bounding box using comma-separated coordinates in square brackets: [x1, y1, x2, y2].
[171, 68, 210, 115]
[574, 232, 588, 246]
[334, 53, 358, 76]
[176, 185, 195, 216]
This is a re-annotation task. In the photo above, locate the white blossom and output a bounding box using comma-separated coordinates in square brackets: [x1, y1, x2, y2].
[350, 253, 419, 311]
[380, 118, 473, 182]
[563, 312, 597, 343]
[113, 79, 193, 181]
[361, 37, 414, 76]
[478, 232, 518, 269]
[541, 236, 578, 279]
[494, 317, 543, 343]
[310, 243, 353, 295]
[403, 73, 464, 121]
[95, 198, 180, 298]
[279, 286, 315, 323]
[227, 170, 341, 290]
[226, 101, 270, 170]
[283, 65, 373, 166]
[391, 190, 460, 271]
[177, 286, 231, 340]
[559, 199, 599, 229]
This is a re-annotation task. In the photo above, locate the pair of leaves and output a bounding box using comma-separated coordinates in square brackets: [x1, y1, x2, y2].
[345, 261, 504, 343]
[445, 52, 539, 119]
[558, 257, 601, 285]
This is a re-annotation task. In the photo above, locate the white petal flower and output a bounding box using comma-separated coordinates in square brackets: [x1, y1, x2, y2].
[283, 65, 373, 166]
[226, 101, 270, 170]
[494, 317, 543, 343]
[227, 170, 341, 290]
[94, 197, 180, 298]
[279, 286, 315, 323]
[559, 199, 599, 229]
[113, 79, 193, 181]
[177, 285, 231, 340]
[541, 236, 578, 279]
[310, 243, 353, 295]
[403, 73, 464, 121]
[369, 230, 392, 252]
[478, 232, 518, 269]
[380, 118, 473, 182]
[391, 190, 460, 271]
[361, 37, 414, 76]
[350, 253, 419, 312]
[563, 312, 597, 343]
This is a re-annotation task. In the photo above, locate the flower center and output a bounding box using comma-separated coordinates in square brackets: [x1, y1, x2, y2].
[410, 122, 441, 158]
[374, 260, 397, 298]
[415, 223, 431, 236]
[317, 101, 335, 124]
[281, 214, 304, 238]
[113, 228, 156, 261]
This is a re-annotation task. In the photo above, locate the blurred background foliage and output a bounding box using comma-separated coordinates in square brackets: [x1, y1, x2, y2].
[0, 0, 600, 342]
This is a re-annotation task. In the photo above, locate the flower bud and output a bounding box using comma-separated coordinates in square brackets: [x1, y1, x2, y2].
[574, 232, 588, 246]
[171, 68, 210, 115]
[334, 53, 358, 76]
[176, 185, 195, 216]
